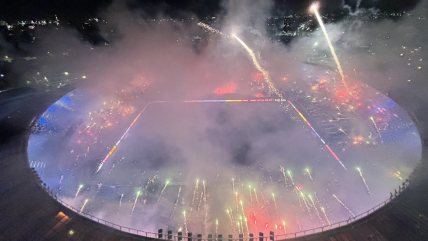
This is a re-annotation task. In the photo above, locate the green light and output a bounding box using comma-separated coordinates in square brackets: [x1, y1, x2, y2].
[69, 230, 74, 235]
[79, 184, 83, 188]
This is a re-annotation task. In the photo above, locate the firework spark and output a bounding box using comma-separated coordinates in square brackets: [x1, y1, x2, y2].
[311, 3, 348, 90]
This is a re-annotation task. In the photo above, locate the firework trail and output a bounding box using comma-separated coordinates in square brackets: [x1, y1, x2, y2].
[320, 207, 331, 226]
[248, 185, 253, 204]
[244, 216, 249, 236]
[75, 184, 83, 198]
[119, 193, 124, 207]
[333, 194, 355, 217]
[80, 199, 89, 214]
[197, 22, 231, 40]
[370, 117, 382, 139]
[197, 188, 204, 212]
[311, 4, 348, 91]
[131, 191, 141, 215]
[143, 175, 157, 196]
[282, 221, 286, 234]
[309, 194, 323, 224]
[156, 180, 170, 204]
[280, 166, 289, 186]
[170, 187, 182, 219]
[272, 193, 279, 218]
[357, 167, 372, 196]
[287, 170, 295, 186]
[253, 188, 259, 205]
[301, 193, 313, 221]
[232, 178, 235, 191]
[203, 181, 208, 223]
[183, 211, 188, 234]
[226, 209, 233, 226]
[237, 220, 242, 234]
[190, 180, 199, 209]
[235, 192, 239, 212]
[233, 35, 284, 99]
[306, 168, 314, 182]
[216, 219, 219, 236]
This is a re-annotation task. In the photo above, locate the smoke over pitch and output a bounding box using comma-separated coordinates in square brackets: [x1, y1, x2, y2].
[25, 0, 426, 236]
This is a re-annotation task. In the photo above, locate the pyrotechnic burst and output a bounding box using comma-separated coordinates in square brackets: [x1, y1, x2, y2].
[357, 167, 372, 196]
[311, 3, 348, 91]
[333, 194, 355, 217]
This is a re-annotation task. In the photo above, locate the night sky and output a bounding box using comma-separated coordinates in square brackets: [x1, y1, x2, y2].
[0, 0, 421, 23]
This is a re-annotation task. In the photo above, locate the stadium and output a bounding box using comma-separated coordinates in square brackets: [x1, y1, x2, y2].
[1, 1, 428, 241]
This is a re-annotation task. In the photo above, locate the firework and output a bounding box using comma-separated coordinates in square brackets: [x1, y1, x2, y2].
[301, 193, 313, 221]
[244, 216, 249, 236]
[280, 166, 289, 186]
[156, 180, 170, 204]
[253, 188, 259, 205]
[311, 3, 348, 90]
[203, 181, 208, 223]
[333, 194, 355, 217]
[357, 167, 372, 196]
[226, 209, 233, 226]
[232, 178, 235, 191]
[131, 191, 141, 215]
[233, 35, 284, 99]
[272, 193, 279, 218]
[282, 221, 286, 234]
[320, 207, 331, 226]
[80, 199, 89, 214]
[170, 187, 182, 219]
[308, 194, 323, 224]
[248, 185, 253, 204]
[216, 219, 219, 236]
[183, 211, 188, 234]
[75, 184, 83, 198]
[370, 117, 382, 139]
[197, 22, 231, 39]
[287, 170, 295, 186]
[119, 193, 124, 206]
[305, 168, 314, 182]
[190, 180, 199, 209]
